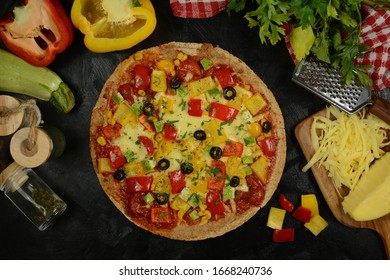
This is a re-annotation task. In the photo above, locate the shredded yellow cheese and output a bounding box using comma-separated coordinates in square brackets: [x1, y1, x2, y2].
[302, 106, 390, 190]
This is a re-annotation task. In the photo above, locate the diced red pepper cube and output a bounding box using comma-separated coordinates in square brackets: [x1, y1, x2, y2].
[278, 194, 295, 212]
[292, 206, 312, 223]
[126, 176, 153, 193]
[150, 207, 172, 224]
[214, 67, 235, 89]
[206, 190, 225, 215]
[163, 122, 178, 142]
[106, 145, 126, 169]
[188, 98, 203, 117]
[222, 141, 244, 157]
[272, 228, 295, 243]
[209, 102, 239, 122]
[168, 170, 186, 194]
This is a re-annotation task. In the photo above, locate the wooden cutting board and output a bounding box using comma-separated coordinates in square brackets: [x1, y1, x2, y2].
[295, 108, 390, 259]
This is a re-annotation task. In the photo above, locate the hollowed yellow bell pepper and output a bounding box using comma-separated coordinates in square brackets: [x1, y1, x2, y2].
[71, 0, 156, 53]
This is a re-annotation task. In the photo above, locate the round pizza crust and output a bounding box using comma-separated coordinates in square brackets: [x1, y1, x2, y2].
[90, 42, 286, 240]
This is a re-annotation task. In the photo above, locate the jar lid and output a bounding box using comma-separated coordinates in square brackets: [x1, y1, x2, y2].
[10, 127, 52, 168]
[0, 162, 23, 191]
[0, 95, 25, 136]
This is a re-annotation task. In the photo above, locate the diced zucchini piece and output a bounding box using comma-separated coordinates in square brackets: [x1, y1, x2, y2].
[242, 156, 254, 164]
[189, 210, 200, 220]
[112, 92, 124, 104]
[200, 58, 213, 70]
[223, 186, 235, 201]
[188, 193, 202, 208]
[143, 193, 155, 204]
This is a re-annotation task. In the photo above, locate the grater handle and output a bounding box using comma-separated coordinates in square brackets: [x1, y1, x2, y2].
[368, 95, 390, 125]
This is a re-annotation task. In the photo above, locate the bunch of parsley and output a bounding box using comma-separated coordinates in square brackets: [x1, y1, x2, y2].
[227, 0, 389, 86]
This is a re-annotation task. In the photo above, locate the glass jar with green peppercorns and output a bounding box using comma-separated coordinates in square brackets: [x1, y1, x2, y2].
[0, 162, 67, 230]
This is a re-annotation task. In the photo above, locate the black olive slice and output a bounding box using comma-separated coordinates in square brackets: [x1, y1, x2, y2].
[229, 176, 240, 187]
[142, 102, 154, 116]
[181, 162, 194, 174]
[193, 130, 207, 140]
[210, 146, 222, 160]
[157, 159, 170, 170]
[223, 87, 236, 100]
[169, 77, 181, 89]
[155, 193, 169, 204]
[261, 121, 272, 133]
[113, 169, 126, 181]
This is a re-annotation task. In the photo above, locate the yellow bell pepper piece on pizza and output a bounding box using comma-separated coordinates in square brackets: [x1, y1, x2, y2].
[71, 0, 157, 53]
[250, 156, 268, 184]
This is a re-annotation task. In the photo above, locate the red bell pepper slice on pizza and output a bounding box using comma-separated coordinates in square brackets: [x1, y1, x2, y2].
[101, 123, 122, 140]
[213, 67, 236, 89]
[138, 114, 156, 132]
[222, 141, 244, 157]
[126, 176, 153, 193]
[258, 137, 277, 157]
[207, 160, 226, 191]
[209, 102, 239, 122]
[106, 145, 126, 169]
[0, 0, 74, 67]
[206, 191, 225, 215]
[150, 207, 172, 224]
[168, 170, 186, 194]
[134, 64, 151, 92]
[188, 98, 203, 117]
[138, 136, 154, 156]
[163, 122, 178, 142]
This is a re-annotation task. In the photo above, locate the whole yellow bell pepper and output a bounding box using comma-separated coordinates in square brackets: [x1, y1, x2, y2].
[71, 0, 156, 53]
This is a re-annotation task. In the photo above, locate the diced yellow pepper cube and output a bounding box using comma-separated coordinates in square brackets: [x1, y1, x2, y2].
[151, 70, 167, 92]
[250, 156, 268, 184]
[188, 76, 216, 96]
[156, 59, 175, 75]
[301, 194, 319, 217]
[244, 93, 267, 116]
[304, 214, 328, 236]
[123, 162, 145, 177]
[151, 173, 171, 193]
[171, 196, 191, 212]
[113, 102, 136, 127]
[202, 119, 227, 145]
[98, 158, 114, 173]
[266, 207, 286, 229]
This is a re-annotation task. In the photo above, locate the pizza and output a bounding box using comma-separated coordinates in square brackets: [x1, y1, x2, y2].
[90, 42, 286, 240]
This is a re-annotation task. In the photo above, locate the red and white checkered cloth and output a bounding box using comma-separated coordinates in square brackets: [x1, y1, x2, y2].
[356, 5, 390, 91]
[285, 5, 390, 91]
[170, 0, 228, 18]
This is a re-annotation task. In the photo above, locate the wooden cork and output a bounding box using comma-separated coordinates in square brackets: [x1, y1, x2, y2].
[10, 127, 53, 168]
[0, 95, 24, 136]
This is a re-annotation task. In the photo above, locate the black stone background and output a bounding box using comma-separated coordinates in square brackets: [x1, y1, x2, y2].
[0, 0, 387, 259]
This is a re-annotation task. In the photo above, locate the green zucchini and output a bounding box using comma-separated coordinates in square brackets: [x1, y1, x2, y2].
[0, 48, 75, 113]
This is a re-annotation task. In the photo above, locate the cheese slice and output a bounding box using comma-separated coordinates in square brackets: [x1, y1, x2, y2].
[342, 152, 390, 221]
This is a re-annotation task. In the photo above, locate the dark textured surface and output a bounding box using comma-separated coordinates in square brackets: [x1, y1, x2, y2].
[0, 0, 387, 260]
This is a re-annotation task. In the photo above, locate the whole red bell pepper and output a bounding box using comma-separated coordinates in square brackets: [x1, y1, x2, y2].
[0, 0, 74, 67]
